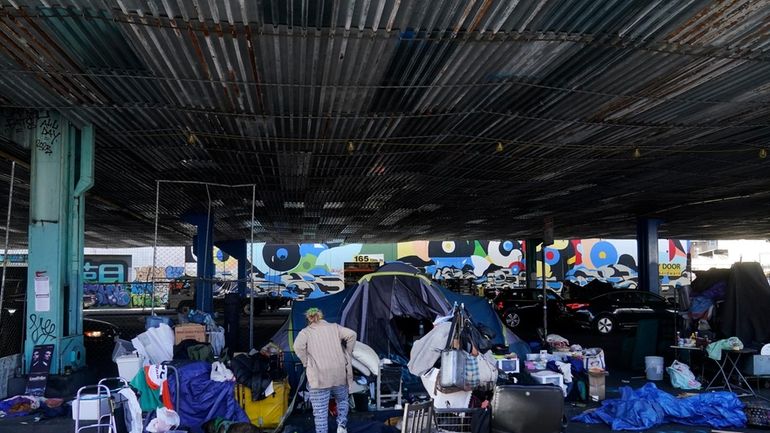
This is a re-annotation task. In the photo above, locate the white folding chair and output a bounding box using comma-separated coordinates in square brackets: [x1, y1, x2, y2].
[401, 400, 435, 433]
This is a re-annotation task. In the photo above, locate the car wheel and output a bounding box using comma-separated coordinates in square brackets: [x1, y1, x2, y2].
[177, 300, 193, 315]
[242, 302, 264, 316]
[503, 309, 521, 329]
[595, 315, 615, 334]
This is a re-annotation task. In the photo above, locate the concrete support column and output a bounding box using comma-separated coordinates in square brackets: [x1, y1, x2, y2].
[185, 214, 214, 313]
[524, 238, 541, 289]
[24, 111, 93, 374]
[637, 218, 663, 295]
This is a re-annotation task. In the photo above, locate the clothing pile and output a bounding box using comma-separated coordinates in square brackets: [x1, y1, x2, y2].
[231, 347, 287, 401]
[409, 305, 500, 408]
[0, 395, 65, 418]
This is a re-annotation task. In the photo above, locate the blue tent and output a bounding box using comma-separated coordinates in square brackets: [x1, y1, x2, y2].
[270, 262, 529, 385]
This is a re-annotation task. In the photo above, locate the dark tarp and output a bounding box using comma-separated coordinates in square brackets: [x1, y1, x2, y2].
[721, 262, 770, 346]
[167, 361, 248, 433]
[691, 268, 731, 294]
[340, 271, 452, 356]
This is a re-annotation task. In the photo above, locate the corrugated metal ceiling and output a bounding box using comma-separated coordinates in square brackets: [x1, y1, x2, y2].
[0, 0, 770, 245]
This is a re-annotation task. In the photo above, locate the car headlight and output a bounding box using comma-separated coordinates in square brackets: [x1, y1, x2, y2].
[84, 330, 102, 338]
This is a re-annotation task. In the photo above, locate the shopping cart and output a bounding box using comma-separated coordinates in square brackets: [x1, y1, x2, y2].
[434, 408, 483, 433]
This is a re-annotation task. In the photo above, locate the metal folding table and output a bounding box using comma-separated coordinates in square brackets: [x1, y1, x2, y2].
[705, 348, 757, 398]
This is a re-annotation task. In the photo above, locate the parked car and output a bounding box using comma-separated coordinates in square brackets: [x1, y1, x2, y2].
[492, 289, 571, 331]
[567, 290, 677, 334]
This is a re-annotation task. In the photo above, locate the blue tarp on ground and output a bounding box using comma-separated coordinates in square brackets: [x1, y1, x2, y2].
[167, 361, 248, 433]
[572, 383, 746, 431]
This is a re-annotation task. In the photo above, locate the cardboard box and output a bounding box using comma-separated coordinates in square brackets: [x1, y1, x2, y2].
[589, 370, 608, 401]
[743, 355, 770, 376]
[174, 323, 206, 345]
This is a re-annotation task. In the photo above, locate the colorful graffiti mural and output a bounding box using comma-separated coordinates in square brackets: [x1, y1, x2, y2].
[83, 264, 185, 308]
[248, 239, 689, 292]
[82, 240, 690, 306]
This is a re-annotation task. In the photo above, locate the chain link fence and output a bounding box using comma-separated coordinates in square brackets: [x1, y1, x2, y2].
[0, 158, 28, 358]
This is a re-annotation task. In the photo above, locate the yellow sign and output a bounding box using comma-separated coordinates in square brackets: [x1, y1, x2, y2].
[354, 254, 383, 263]
[659, 263, 682, 277]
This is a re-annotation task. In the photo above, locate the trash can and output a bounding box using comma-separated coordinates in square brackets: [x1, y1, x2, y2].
[645, 356, 664, 381]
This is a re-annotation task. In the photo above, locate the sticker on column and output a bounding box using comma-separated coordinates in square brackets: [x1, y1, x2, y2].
[34, 271, 50, 312]
[26, 344, 54, 396]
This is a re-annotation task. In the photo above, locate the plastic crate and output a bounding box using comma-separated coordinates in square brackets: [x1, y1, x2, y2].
[744, 399, 770, 427]
[434, 408, 482, 433]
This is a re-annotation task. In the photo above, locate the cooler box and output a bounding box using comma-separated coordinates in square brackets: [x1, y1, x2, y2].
[235, 380, 289, 428]
[115, 354, 142, 381]
[743, 355, 770, 376]
[71, 395, 112, 421]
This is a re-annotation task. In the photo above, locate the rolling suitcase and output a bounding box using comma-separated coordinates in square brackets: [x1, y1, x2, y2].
[491, 385, 565, 433]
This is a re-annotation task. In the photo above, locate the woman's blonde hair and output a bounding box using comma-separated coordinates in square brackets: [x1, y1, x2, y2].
[305, 307, 324, 323]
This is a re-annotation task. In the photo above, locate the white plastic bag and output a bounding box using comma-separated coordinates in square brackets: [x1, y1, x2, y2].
[112, 339, 136, 362]
[667, 360, 701, 390]
[210, 361, 234, 382]
[209, 326, 225, 357]
[146, 407, 180, 433]
[131, 323, 174, 365]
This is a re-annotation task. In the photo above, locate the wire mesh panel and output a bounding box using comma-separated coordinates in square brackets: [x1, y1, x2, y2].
[0, 158, 27, 358]
[154, 180, 260, 349]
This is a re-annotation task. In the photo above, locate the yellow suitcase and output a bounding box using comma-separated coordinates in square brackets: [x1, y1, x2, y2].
[235, 381, 289, 428]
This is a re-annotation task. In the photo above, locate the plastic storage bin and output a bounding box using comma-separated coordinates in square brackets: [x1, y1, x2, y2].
[235, 380, 289, 428]
[530, 371, 564, 388]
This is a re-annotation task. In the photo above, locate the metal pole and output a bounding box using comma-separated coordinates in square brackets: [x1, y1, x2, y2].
[0, 161, 16, 326]
[150, 180, 160, 315]
[203, 185, 212, 313]
[249, 185, 256, 351]
[541, 243, 548, 339]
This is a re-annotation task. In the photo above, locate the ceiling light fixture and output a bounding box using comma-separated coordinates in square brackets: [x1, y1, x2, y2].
[632, 147, 641, 158]
[760, 148, 768, 159]
[495, 142, 504, 153]
[347, 142, 355, 154]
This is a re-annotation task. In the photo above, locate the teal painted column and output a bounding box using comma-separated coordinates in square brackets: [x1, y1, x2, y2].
[24, 111, 94, 374]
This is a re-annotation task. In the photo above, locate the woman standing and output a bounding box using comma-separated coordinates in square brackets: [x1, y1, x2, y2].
[294, 308, 357, 433]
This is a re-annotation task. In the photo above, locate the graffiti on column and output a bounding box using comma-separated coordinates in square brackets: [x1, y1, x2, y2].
[28, 314, 56, 344]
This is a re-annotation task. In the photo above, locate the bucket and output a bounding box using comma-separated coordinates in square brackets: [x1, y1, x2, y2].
[645, 356, 664, 381]
[115, 354, 142, 381]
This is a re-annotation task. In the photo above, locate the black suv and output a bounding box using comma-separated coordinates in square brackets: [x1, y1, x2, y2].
[567, 289, 677, 334]
[492, 289, 571, 331]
